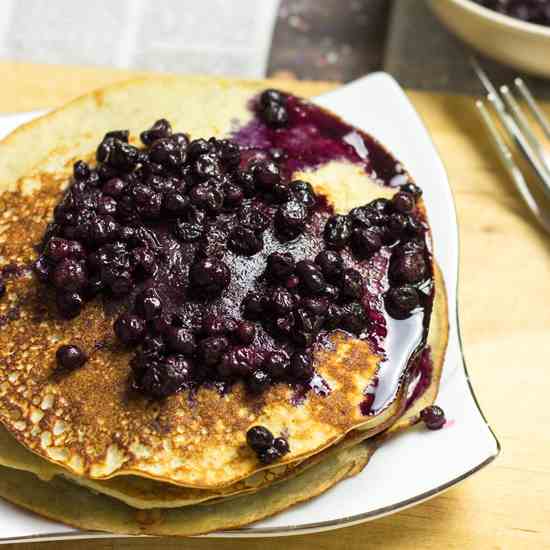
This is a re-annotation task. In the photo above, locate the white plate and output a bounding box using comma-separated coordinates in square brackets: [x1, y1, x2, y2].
[0, 73, 499, 543]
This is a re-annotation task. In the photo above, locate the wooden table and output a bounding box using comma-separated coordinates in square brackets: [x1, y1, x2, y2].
[1, 62, 549, 550]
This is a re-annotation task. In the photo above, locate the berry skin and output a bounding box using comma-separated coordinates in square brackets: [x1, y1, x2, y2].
[246, 425, 274, 452]
[324, 215, 352, 249]
[420, 405, 446, 430]
[114, 314, 146, 345]
[56, 345, 87, 371]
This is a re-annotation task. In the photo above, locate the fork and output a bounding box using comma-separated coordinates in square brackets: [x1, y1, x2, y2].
[472, 58, 550, 233]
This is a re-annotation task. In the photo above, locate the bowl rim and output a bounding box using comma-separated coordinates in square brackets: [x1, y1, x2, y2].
[447, 0, 550, 38]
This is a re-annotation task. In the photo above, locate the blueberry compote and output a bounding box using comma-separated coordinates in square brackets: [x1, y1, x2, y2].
[475, 0, 550, 26]
[35, 89, 434, 416]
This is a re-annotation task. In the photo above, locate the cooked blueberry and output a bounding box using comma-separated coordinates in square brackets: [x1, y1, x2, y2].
[90, 216, 119, 244]
[276, 200, 307, 234]
[236, 170, 256, 197]
[132, 185, 162, 219]
[73, 160, 90, 181]
[385, 285, 420, 319]
[290, 351, 314, 381]
[234, 321, 256, 345]
[228, 226, 263, 256]
[420, 405, 446, 430]
[135, 288, 163, 320]
[140, 355, 193, 398]
[56, 344, 87, 370]
[349, 206, 372, 228]
[140, 119, 172, 145]
[114, 313, 146, 345]
[340, 302, 368, 334]
[324, 303, 344, 330]
[96, 136, 115, 163]
[242, 291, 264, 319]
[0, 278, 5, 299]
[104, 129, 129, 142]
[390, 252, 426, 284]
[97, 196, 117, 216]
[189, 180, 224, 212]
[369, 198, 391, 213]
[141, 334, 165, 358]
[238, 204, 271, 231]
[260, 89, 286, 108]
[400, 182, 423, 199]
[189, 258, 230, 297]
[388, 212, 408, 238]
[165, 326, 196, 355]
[299, 297, 329, 316]
[392, 191, 416, 214]
[246, 425, 274, 452]
[218, 347, 254, 378]
[290, 180, 316, 209]
[273, 437, 290, 455]
[108, 140, 140, 171]
[193, 153, 219, 180]
[202, 314, 233, 336]
[285, 274, 300, 290]
[218, 140, 241, 168]
[266, 252, 295, 280]
[56, 291, 83, 319]
[324, 215, 352, 249]
[161, 191, 188, 215]
[261, 101, 289, 128]
[45, 237, 85, 262]
[322, 284, 340, 301]
[352, 226, 383, 257]
[200, 336, 229, 366]
[52, 259, 87, 291]
[341, 269, 364, 301]
[296, 260, 326, 294]
[406, 215, 425, 236]
[263, 351, 290, 379]
[253, 160, 281, 191]
[315, 250, 343, 282]
[223, 183, 244, 207]
[293, 307, 324, 337]
[149, 137, 186, 168]
[187, 138, 211, 159]
[247, 368, 271, 393]
[265, 287, 295, 316]
[258, 446, 281, 464]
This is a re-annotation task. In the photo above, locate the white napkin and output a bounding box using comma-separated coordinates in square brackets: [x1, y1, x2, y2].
[0, 0, 279, 77]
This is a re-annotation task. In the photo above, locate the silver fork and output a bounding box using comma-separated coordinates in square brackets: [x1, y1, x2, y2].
[472, 58, 550, 233]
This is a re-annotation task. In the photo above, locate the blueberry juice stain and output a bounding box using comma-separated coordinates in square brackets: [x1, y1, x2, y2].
[33, 89, 434, 411]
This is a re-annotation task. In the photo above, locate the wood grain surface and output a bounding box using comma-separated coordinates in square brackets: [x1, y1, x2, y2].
[0, 61, 548, 550]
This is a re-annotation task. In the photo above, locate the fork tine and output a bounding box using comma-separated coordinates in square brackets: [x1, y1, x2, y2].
[500, 85, 550, 175]
[514, 78, 550, 140]
[476, 100, 550, 234]
[470, 57, 505, 110]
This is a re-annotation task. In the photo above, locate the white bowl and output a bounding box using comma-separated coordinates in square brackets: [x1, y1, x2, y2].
[428, 0, 550, 77]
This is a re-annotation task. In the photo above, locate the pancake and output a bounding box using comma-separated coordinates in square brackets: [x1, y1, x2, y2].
[0, 77, 440, 490]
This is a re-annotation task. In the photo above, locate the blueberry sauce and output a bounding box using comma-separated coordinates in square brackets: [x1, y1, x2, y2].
[475, 0, 550, 26]
[34, 89, 434, 414]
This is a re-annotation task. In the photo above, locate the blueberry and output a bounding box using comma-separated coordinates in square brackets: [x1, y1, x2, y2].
[243, 291, 264, 319]
[149, 137, 186, 168]
[0, 278, 5, 299]
[163, 191, 189, 215]
[73, 160, 90, 181]
[189, 180, 224, 212]
[56, 344, 87, 371]
[340, 303, 368, 334]
[33, 256, 51, 282]
[296, 260, 326, 294]
[218, 140, 241, 169]
[189, 258, 231, 298]
[228, 226, 263, 256]
[324, 303, 344, 330]
[290, 180, 316, 209]
[273, 437, 290, 455]
[385, 285, 420, 319]
[247, 368, 271, 393]
[293, 307, 324, 336]
[392, 192, 416, 214]
[261, 101, 289, 128]
[236, 170, 256, 197]
[276, 200, 307, 235]
[246, 425, 274, 452]
[299, 296, 329, 316]
[140, 355, 193, 398]
[238, 204, 271, 231]
[187, 138, 211, 159]
[265, 287, 295, 316]
[218, 347, 254, 378]
[290, 351, 314, 381]
[202, 314, 235, 337]
[140, 119, 172, 145]
[97, 196, 117, 216]
[56, 291, 83, 319]
[52, 259, 87, 291]
[173, 220, 204, 242]
[114, 313, 146, 345]
[253, 160, 281, 191]
[260, 89, 286, 108]
[108, 140, 140, 171]
[165, 326, 196, 355]
[387, 212, 408, 238]
[341, 269, 364, 301]
[45, 237, 85, 262]
[390, 251, 426, 284]
[352, 226, 383, 257]
[193, 153, 219, 180]
[324, 215, 352, 249]
[90, 216, 119, 244]
[141, 335, 165, 358]
[349, 206, 373, 228]
[234, 321, 256, 345]
[420, 405, 446, 430]
[266, 252, 295, 280]
[104, 129, 129, 142]
[223, 183, 244, 207]
[258, 446, 282, 464]
[263, 351, 290, 379]
[315, 250, 343, 282]
[400, 182, 423, 199]
[200, 336, 229, 366]
[135, 288, 163, 320]
[131, 247, 157, 276]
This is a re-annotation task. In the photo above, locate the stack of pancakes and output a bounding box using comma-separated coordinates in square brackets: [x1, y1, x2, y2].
[0, 77, 448, 536]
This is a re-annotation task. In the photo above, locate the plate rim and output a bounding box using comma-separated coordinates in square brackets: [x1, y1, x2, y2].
[0, 73, 500, 543]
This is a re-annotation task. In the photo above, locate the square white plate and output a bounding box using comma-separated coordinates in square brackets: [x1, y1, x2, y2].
[0, 72, 499, 543]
